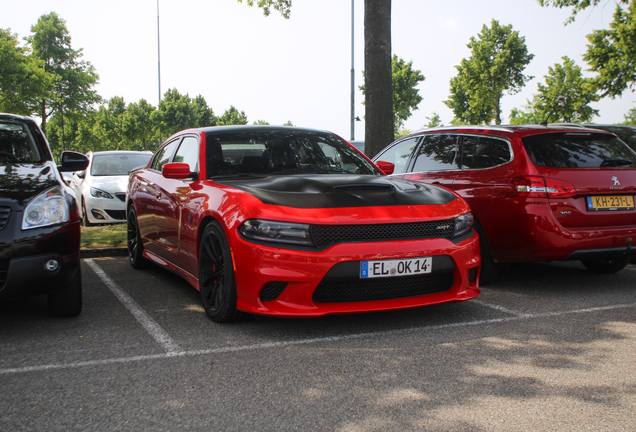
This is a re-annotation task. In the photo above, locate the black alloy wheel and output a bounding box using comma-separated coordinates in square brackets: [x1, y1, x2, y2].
[581, 256, 630, 274]
[198, 221, 245, 323]
[127, 206, 146, 269]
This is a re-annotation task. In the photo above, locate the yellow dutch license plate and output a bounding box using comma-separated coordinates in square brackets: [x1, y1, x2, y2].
[586, 195, 635, 211]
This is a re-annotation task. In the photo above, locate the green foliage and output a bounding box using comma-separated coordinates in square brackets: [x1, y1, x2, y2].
[623, 107, 636, 124]
[282, 120, 294, 126]
[584, 1, 636, 98]
[360, 55, 425, 134]
[509, 57, 599, 124]
[153, 89, 215, 137]
[237, 0, 292, 18]
[0, 28, 53, 114]
[217, 105, 248, 125]
[537, 0, 630, 24]
[27, 12, 100, 133]
[424, 112, 443, 128]
[121, 99, 158, 151]
[445, 20, 534, 125]
[253, 120, 270, 125]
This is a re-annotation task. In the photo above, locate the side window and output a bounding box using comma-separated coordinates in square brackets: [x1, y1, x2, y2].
[411, 135, 459, 172]
[374, 137, 419, 175]
[150, 139, 181, 172]
[173, 136, 199, 173]
[461, 136, 511, 169]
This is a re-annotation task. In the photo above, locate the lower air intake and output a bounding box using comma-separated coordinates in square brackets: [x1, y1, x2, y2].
[312, 271, 454, 303]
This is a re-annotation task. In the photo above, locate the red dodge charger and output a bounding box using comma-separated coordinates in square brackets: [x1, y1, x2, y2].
[126, 126, 480, 322]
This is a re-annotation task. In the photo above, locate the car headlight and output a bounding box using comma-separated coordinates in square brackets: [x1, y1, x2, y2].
[239, 219, 313, 246]
[22, 186, 69, 230]
[90, 186, 114, 199]
[452, 213, 474, 239]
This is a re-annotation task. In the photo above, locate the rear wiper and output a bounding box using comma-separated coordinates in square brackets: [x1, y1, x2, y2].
[600, 158, 633, 167]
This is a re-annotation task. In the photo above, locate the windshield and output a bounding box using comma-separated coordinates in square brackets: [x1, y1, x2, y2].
[91, 153, 152, 176]
[0, 119, 44, 163]
[205, 129, 379, 178]
[522, 132, 636, 168]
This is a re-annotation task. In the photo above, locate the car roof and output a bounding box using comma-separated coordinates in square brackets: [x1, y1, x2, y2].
[168, 124, 337, 138]
[88, 150, 153, 156]
[407, 124, 616, 138]
[0, 112, 37, 124]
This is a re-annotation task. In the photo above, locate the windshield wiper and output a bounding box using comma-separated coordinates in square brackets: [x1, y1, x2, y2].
[600, 158, 633, 167]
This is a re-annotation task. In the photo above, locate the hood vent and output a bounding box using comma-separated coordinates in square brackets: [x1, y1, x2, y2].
[334, 184, 394, 193]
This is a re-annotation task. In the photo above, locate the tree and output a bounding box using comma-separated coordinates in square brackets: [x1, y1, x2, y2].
[27, 12, 100, 134]
[445, 20, 534, 125]
[584, 0, 636, 98]
[509, 57, 599, 124]
[360, 54, 425, 135]
[537, 0, 630, 24]
[153, 88, 212, 137]
[253, 120, 270, 125]
[237, 0, 395, 158]
[425, 112, 443, 128]
[0, 28, 53, 115]
[121, 99, 158, 151]
[623, 107, 636, 124]
[217, 106, 248, 125]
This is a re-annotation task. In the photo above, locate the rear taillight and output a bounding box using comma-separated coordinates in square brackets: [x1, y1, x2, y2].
[511, 176, 577, 198]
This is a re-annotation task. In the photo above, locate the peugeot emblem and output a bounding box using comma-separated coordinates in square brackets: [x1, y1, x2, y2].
[611, 176, 620, 186]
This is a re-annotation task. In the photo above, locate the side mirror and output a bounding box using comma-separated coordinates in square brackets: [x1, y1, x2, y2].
[162, 162, 192, 179]
[59, 151, 89, 172]
[375, 160, 395, 176]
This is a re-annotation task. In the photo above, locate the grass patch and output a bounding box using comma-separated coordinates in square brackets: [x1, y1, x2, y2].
[81, 223, 127, 249]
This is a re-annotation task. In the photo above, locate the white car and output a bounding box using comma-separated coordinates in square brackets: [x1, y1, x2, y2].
[71, 151, 152, 226]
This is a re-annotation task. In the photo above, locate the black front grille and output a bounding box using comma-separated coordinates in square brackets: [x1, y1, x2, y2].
[310, 220, 455, 248]
[260, 282, 288, 302]
[115, 193, 126, 202]
[312, 271, 454, 303]
[104, 210, 126, 220]
[0, 207, 10, 231]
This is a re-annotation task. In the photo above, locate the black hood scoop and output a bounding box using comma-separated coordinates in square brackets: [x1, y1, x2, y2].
[215, 175, 456, 209]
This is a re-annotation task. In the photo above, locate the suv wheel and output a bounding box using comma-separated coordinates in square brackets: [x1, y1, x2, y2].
[581, 257, 630, 274]
[473, 220, 499, 284]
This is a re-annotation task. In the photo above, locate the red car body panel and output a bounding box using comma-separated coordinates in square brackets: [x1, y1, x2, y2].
[127, 126, 481, 318]
[377, 125, 636, 264]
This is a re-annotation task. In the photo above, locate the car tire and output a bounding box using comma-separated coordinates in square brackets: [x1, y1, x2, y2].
[48, 268, 82, 317]
[581, 257, 630, 274]
[81, 199, 93, 227]
[127, 206, 147, 269]
[198, 221, 246, 323]
[473, 219, 499, 284]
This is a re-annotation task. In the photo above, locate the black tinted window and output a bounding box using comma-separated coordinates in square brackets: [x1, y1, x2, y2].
[461, 136, 511, 169]
[412, 135, 459, 172]
[205, 129, 379, 177]
[0, 119, 44, 163]
[522, 132, 636, 168]
[174, 136, 199, 172]
[151, 139, 181, 172]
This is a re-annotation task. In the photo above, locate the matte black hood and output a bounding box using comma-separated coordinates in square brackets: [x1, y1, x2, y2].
[0, 162, 59, 208]
[215, 175, 457, 208]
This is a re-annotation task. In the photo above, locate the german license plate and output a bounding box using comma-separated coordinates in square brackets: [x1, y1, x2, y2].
[360, 257, 432, 279]
[586, 195, 635, 211]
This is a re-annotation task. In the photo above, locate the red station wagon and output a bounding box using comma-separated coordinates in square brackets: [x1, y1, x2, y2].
[373, 125, 636, 282]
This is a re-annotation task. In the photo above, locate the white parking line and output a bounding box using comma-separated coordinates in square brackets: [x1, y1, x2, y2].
[84, 259, 183, 355]
[470, 299, 531, 317]
[2, 300, 635, 375]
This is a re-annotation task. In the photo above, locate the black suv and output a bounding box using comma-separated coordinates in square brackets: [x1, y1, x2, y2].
[0, 113, 89, 316]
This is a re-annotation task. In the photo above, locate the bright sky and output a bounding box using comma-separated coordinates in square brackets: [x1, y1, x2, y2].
[3, 0, 635, 142]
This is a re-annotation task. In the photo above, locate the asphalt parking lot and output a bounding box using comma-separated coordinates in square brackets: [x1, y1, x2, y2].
[1, 257, 635, 431]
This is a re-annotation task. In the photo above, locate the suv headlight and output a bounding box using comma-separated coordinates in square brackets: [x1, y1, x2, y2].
[452, 213, 474, 239]
[239, 219, 312, 246]
[90, 187, 114, 199]
[22, 186, 69, 230]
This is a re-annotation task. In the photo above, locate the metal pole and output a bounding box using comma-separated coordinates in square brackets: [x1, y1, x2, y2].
[350, 0, 355, 141]
[157, 0, 162, 106]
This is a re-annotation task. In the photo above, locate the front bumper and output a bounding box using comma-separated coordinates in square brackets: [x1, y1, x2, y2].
[85, 194, 126, 224]
[230, 232, 481, 317]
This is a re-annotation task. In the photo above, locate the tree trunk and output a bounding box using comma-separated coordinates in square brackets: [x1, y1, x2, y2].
[364, 0, 393, 158]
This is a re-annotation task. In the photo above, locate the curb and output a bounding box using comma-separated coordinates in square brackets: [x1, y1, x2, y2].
[81, 247, 128, 259]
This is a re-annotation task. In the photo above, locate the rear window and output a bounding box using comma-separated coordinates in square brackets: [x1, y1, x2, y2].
[522, 132, 636, 168]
